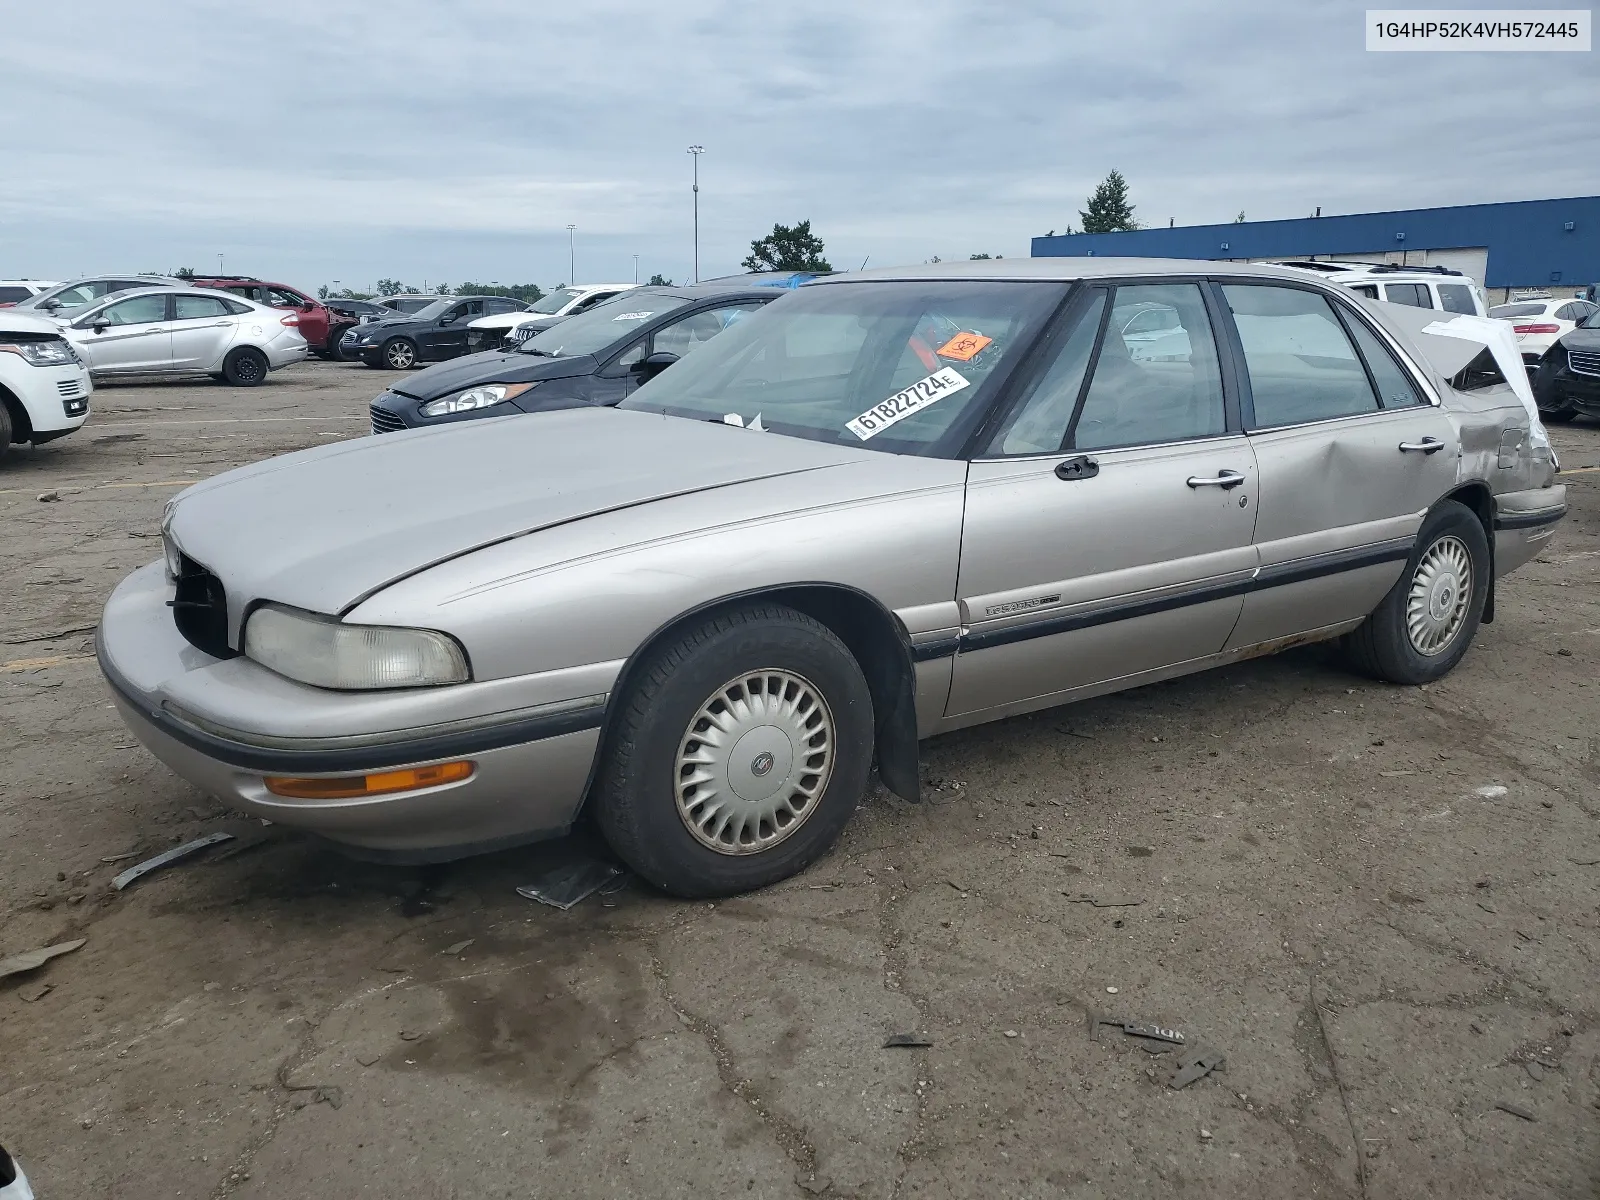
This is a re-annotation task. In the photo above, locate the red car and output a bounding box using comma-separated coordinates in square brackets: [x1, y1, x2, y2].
[190, 276, 354, 358]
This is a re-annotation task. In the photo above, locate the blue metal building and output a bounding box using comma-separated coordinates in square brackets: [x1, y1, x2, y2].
[1031, 196, 1600, 299]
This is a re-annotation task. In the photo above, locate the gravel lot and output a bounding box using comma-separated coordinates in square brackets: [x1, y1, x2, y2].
[2, 360, 1598, 1199]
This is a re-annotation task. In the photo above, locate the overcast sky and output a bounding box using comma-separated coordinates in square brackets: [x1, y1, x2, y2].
[2, 1, 1595, 293]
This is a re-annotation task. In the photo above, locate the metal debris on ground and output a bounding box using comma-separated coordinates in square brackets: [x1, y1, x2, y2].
[515, 858, 626, 910]
[111, 832, 234, 890]
[1065, 894, 1143, 907]
[1494, 1100, 1536, 1121]
[0, 938, 87, 981]
[441, 939, 474, 955]
[1170, 1043, 1227, 1090]
[883, 1033, 933, 1048]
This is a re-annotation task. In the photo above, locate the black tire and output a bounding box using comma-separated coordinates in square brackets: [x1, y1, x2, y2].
[1343, 500, 1490, 685]
[1539, 400, 1577, 424]
[222, 347, 269, 387]
[1533, 370, 1577, 422]
[594, 604, 875, 898]
[381, 338, 418, 370]
[0, 400, 13, 466]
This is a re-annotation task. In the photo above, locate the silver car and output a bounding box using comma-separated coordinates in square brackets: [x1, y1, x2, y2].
[97, 260, 1566, 896]
[57, 287, 308, 385]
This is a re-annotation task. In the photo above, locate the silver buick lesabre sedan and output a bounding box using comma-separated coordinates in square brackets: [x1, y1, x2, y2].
[99, 260, 1566, 896]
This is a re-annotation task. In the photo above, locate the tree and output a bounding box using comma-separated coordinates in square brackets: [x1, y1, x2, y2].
[1234, 211, 1246, 223]
[317, 285, 329, 300]
[1079, 170, 1140, 233]
[968, 253, 1003, 260]
[453, 282, 546, 303]
[173, 266, 196, 281]
[648, 273, 672, 286]
[742, 220, 831, 273]
[374, 279, 412, 297]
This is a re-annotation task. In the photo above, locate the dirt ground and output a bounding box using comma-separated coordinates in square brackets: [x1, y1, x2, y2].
[2, 360, 1597, 1200]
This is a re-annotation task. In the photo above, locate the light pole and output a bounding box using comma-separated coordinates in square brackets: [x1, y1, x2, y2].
[566, 224, 576, 285]
[688, 145, 704, 282]
[633, 254, 640, 284]
[217, 252, 224, 275]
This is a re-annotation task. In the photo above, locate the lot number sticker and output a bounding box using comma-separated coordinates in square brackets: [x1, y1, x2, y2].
[846, 367, 970, 440]
[611, 311, 654, 321]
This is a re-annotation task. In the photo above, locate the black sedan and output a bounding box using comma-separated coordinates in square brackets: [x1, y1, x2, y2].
[1534, 309, 1600, 422]
[368, 284, 775, 432]
[343, 295, 530, 369]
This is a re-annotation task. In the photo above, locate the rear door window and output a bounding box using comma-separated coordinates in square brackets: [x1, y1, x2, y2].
[174, 295, 231, 320]
[1382, 283, 1432, 308]
[1340, 312, 1425, 408]
[1437, 283, 1477, 314]
[1223, 284, 1379, 427]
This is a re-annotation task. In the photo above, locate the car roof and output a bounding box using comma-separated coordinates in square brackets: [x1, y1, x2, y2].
[566, 283, 639, 291]
[813, 258, 1382, 285]
[622, 282, 784, 303]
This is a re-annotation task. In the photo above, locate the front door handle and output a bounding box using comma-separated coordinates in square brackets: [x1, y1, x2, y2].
[1399, 437, 1445, 455]
[1186, 469, 1246, 489]
[1054, 455, 1099, 481]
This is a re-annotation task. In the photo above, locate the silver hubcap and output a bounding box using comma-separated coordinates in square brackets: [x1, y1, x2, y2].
[388, 343, 413, 367]
[1406, 534, 1472, 656]
[674, 669, 834, 856]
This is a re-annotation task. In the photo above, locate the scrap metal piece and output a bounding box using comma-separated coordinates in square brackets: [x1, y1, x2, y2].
[1494, 1100, 1536, 1121]
[1170, 1044, 1226, 1090]
[1123, 1022, 1185, 1044]
[112, 832, 234, 890]
[515, 859, 626, 911]
[883, 1033, 934, 1048]
[0, 939, 86, 981]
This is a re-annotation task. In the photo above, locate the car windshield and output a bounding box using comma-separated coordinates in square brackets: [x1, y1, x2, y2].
[386, 297, 438, 314]
[25, 282, 112, 313]
[529, 288, 583, 314]
[1581, 310, 1600, 330]
[519, 294, 688, 357]
[408, 299, 454, 321]
[1489, 303, 1547, 319]
[619, 280, 1066, 457]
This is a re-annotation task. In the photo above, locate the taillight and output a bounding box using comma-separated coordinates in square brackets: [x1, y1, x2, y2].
[280, 314, 300, 327]
[1514, 323, 1560, 335]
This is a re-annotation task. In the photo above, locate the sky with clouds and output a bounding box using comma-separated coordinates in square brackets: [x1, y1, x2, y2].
[2, 1, 1595, 293]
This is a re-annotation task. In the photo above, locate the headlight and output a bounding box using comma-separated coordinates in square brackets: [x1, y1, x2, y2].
[418, 381, 537, 418]
[243, 603, 470, 689]
[0, 339, 77, 366]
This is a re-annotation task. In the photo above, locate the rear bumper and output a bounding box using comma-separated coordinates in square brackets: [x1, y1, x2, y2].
[1494, 485, 1565, 577]
[97, 562, 604, 860]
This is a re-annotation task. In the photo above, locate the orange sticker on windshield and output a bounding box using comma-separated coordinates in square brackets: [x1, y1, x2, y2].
[935, 332, 993, 362]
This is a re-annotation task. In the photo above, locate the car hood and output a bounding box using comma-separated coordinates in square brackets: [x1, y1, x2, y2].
[0, 309, 67, 336]
[351, 316, 425, 337]
[1557, 326, 1600, 352]
[164, 406, 880, 638]
[389, 350, 598, 400]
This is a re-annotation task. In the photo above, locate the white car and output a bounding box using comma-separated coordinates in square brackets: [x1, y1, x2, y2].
[0, 1143, 32, 1200]
[0, 280, 59, 306]
[56, 287, 308, 386]
[1489, 297, 1600, 366]
[0, 307, 92, 464]
[1275, 261, 1486, 316]
[466, 283, 640, 350]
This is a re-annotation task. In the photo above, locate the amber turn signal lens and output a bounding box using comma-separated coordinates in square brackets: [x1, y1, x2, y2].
[264, 760, 474, 799]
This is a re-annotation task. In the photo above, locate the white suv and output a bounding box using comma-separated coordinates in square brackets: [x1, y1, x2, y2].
[1274, 261, 1486, 316]
[466, 283, 640, 350]
[0, 280, 59, 306]
[0, 307, 92, 465]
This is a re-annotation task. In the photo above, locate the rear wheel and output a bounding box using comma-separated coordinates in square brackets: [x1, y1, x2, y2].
[381, 338, 418, 370]
[0, 400, 13, 465]
[594, 604, 874, 897]
[1343, 500, 1489, 684]
[222, 347, 269, 387]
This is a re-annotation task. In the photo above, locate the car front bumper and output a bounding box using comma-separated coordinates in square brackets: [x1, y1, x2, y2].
[0, 358, 91, 437]
[98, 562, 605, 861]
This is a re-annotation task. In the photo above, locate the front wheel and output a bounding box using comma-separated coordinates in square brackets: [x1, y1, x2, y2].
[381, 338, 418, 370]
[222, 347, 269, 387]
[594, 604, 875, 898]
[1342, 499, 1490, 684]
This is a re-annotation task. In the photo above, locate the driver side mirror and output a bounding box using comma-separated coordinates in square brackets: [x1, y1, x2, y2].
[439, 313, 458, 326]
[632, 350, 680, 378]
[300, 301, 315, 312]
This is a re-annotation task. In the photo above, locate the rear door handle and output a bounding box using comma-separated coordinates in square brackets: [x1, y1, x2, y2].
[1054, 455, 1099, 481]
[1399, 437, 1445, 454]
[1186, 469, 1246, 489]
